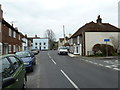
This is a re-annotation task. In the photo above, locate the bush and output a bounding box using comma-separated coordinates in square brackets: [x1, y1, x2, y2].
[92, 44, 115, 56]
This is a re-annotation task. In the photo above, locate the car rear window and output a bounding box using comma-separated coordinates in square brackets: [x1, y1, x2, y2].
[16, 52, 31, 58]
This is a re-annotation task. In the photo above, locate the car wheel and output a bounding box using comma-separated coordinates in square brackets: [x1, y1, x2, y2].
[33, 61, 36, 65]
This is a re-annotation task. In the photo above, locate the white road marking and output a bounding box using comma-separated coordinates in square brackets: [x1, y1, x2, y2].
[60, 70, 80, 90]
[105, 66, 112, 68]
[98, 64, 104, 66]
[113, 68, 120, 71]
[93, 63, 98, 65]
[88, 61, 93, 63]
[51, 59, 56, 65]
[85, 60, 88, 62]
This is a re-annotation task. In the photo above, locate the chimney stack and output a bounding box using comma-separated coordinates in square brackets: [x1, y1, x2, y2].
[96, 15, 102, 24]
[35, 35, 37, 38]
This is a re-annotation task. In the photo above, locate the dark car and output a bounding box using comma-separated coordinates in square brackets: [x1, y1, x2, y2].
[0, 54, 27, 89]
[31, 49, 39, 55]
[15, 51, 36, 72]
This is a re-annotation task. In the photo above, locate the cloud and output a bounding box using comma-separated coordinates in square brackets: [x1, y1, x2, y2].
[1, 0, 119, 40]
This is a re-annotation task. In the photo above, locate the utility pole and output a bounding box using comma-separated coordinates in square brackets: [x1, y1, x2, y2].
[63, 25, 65, 45]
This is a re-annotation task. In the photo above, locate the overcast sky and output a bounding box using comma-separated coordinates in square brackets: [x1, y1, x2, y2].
[1, 0, 120, 40]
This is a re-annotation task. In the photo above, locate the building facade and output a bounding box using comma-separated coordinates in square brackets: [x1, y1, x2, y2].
[1, 19, 23, 55]
[70, 16, 120, 56]
[118, 1, 120, 28]
[32, 38, 49, 50]
[0, 5, 24, 55]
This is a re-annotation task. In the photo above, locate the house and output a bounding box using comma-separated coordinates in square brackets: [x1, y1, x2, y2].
[58, 34, 71, 48]
[69, 15, 120, 56]
[118, 1, 120, 28]
[28, 35, 49, 51]
[58, 38, 64, 47]
[0, 19, 23, 55]
[0, 5, 3, 55]
[0, 5, 24, 55]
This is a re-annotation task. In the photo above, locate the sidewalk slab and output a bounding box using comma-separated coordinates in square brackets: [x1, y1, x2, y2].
[68, 53, 119, 60]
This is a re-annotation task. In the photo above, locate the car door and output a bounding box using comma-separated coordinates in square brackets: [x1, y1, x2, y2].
[2, 57, 15, 88]
[8, 56, 26, 88]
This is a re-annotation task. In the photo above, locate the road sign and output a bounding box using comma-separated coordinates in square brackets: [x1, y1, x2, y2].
[104, 39, 110, 42]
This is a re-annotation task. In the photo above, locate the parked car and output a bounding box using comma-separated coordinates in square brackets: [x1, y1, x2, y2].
[1, 54, 27, 89]
[15, 51, 36, 72]
[31, 49, 39, 55]
[58, 46, 68, 55]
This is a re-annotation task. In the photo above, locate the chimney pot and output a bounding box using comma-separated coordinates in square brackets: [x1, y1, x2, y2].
[96, 15, 102, 23]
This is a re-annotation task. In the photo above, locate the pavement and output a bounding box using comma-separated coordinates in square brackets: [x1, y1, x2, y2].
[68, 53, 119, 60]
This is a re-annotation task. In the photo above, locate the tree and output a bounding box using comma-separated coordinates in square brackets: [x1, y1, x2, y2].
[44, 29, 56, 50]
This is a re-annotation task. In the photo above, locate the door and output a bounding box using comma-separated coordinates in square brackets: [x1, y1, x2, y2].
[8, 56, 26, 88]
[3, 44, 8, 54]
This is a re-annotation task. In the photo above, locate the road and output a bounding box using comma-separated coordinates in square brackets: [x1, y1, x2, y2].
[26, 50, 119, 89]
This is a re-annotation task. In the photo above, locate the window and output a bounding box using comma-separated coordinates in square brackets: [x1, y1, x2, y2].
[44, 47, 46, 49]
[19, 46, 21, 51]
[0, 44, 2, 55]
[8, 56, 20, 70]
[9, 45, 12, 53]
[71, 38, 73, 45]
[0, 23, 1, 32]
[19, 35, 21, 40]
[13, 45, 16, 52]
[39, 43, 41, 45]
[2, 58, 14, 78]
[35, 43, 37, 45]
[77, 36, 80, 44]
[44, 42, 46, 45]
[13, 31, 16, 38]
[9, 28, 12, 37]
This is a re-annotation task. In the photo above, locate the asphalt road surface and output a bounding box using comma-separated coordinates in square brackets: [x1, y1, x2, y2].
[26, 50, 119, 89]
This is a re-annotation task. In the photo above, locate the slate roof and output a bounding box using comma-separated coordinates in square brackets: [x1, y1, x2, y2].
[71, 21, 120, 38]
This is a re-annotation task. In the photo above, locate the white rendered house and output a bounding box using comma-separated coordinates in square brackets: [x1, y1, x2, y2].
[32, 38, 49, 50]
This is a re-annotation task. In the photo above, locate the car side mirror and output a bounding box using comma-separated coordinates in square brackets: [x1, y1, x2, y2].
[2, 77, 16, 88]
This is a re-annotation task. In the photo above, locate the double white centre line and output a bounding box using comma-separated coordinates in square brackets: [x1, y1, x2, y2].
[61, 70, 80, 90]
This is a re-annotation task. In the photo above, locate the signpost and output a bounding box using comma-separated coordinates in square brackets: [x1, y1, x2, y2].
[104, 39, 110, 57]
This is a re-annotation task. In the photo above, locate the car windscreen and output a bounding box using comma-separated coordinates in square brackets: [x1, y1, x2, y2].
[15, 52, 31, 58]
[60, 47, 67, 49]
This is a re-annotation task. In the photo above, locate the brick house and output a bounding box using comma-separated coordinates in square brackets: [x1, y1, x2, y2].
[69, 15, 120, 56]
[0, 19, 23, 55]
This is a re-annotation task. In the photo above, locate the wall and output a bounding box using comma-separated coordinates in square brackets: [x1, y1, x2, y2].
[32, 39, 49, 50]
[85, 32, 119, 56]
[118, 1, 120, 28]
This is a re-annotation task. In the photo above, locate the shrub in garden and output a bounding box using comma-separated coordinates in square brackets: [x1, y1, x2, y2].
[92, 44, 115, 56]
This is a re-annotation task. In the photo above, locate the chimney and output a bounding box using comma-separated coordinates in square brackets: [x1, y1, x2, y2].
[35, 35, 37, 38]
[96, 15, 102, 24]
[25, 34, 27, 38]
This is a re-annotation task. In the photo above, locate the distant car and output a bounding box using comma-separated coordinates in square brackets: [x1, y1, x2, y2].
[58, 46, 68, 55]
[1, 54, 27, 89]
[31, 49, 39, 55]
[15, 51, 36, 72]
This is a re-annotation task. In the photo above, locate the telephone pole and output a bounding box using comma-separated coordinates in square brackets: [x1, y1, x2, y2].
[63, 25, 65, 45]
